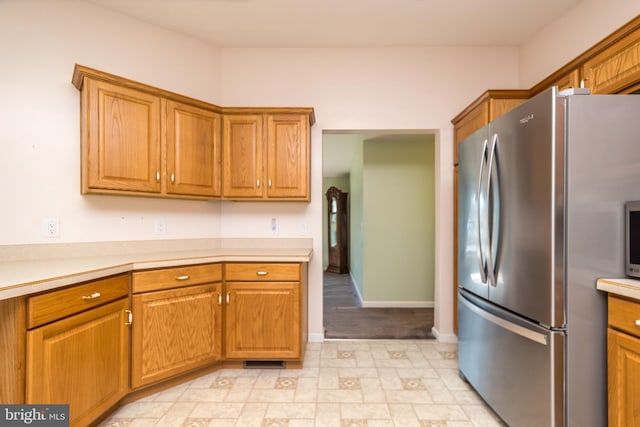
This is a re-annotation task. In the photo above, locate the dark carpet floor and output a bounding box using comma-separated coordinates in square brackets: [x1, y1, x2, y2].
[323, 272, 435, 339]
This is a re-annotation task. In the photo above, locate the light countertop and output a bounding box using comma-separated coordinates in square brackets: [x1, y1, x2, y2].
[0, 238, 313, 301]
[597, 277, 640, 301]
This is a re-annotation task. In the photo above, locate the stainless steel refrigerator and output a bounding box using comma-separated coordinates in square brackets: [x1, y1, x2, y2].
[457, 87, 640, 427]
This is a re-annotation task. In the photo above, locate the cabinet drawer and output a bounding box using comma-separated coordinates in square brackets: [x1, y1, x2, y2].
[27, 274, 129, 329]
[225, 263, 300, 281]
[132, 263, 221, 293]
[608, 295, 640, 338]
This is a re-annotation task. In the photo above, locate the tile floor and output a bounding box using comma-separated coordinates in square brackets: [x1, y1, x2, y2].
[100, 340, 506, 427]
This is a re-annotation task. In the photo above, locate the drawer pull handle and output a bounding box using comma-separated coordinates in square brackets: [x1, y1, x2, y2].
[226, 293, 230, 304]
[176, 275, 190, 281]
[82, 292, 101, 300]
[218, 294, 222, 305]
[257, 271, 268, 276]
[635, 320, 640, 327]
[125, 310, 132, 326]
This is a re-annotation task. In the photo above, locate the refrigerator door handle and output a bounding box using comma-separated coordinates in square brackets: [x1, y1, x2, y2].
[460, 292, 548, 345]
[486, 133, 501, 287]
[476, 138, 489, 283]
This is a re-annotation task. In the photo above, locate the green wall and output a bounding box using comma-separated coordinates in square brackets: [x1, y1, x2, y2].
[349, 140, 365, 300]
[362, 136, 435, 304]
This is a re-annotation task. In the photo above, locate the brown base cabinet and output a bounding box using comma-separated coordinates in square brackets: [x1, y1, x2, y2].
[131, 283, 223, 388]
[607, 295, 640, 427]
[26, 274, 130, 427]
[225, 282, 301, 360]
[224, 263, 307, 362]
[11, 260, 308, 425]
[608, 328, 640, 427]
[131, 264, 223, 389]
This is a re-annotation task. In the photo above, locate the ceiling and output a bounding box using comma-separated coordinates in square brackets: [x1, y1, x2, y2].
[84, 0, 583, 177]
[86, 0, 582, 48]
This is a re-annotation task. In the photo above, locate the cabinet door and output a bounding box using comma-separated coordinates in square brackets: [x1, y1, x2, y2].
[453, 101, 489, 166]
[84, 78, 161, 193]
[131, 283, 222, 388]
[166, 101, 221, 198]
[582, 29, 640, 94]
[225, 282, 300, 359]
[550, 68, 581, 92]
[608, 328, 640, 427]
[222, 115, 263, 198]
[26, 298, 129, 427]
[266, 114, 310, 200]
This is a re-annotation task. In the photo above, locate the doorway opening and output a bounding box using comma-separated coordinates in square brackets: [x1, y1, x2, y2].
[322, 130, 437, 339]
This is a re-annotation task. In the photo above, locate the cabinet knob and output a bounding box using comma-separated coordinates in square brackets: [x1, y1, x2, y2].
[82, 292, 101, 301]
[635, 320, 640, 327]
[176, 275, 190, 281]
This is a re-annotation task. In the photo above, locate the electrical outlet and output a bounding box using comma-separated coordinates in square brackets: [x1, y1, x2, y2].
[298, 222, 308, 236]
[43, 218, 59, 238]
[154, 220, 166, 235]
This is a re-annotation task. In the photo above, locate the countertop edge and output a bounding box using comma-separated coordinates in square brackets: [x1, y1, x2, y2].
[597, 278, 640, 301]
[0, 250, 312, 301]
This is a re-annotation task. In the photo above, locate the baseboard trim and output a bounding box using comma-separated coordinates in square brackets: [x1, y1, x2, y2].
[361, 301, 435, 308]
[308, 332, 325, 342]
[431, 326, 458, 343]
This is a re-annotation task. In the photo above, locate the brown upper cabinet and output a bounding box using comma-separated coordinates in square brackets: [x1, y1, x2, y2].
[166, 101, 221, 198]
[548, 68, 581, 92]
[222, 111, 312, 201]
[72, 65, 314, 202]
[73, 65, 221, 200]
[451, 90, 529, 165]
[582, 27, 640, 94]
[222, 114, 263, 199]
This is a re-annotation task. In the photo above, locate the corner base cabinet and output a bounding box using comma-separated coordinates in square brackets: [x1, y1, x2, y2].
[131, 264, 223, 389]
[224, 263, 308, 362]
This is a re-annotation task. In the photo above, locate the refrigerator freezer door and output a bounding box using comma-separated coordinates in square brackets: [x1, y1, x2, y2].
[458, 290, 564, 427]
[487, 88, 562, 327]
[458, 127, 491, 299]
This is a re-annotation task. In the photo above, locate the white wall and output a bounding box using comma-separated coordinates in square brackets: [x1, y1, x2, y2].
[0, 1, 223, 245]
[519, 0, 640, 87]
